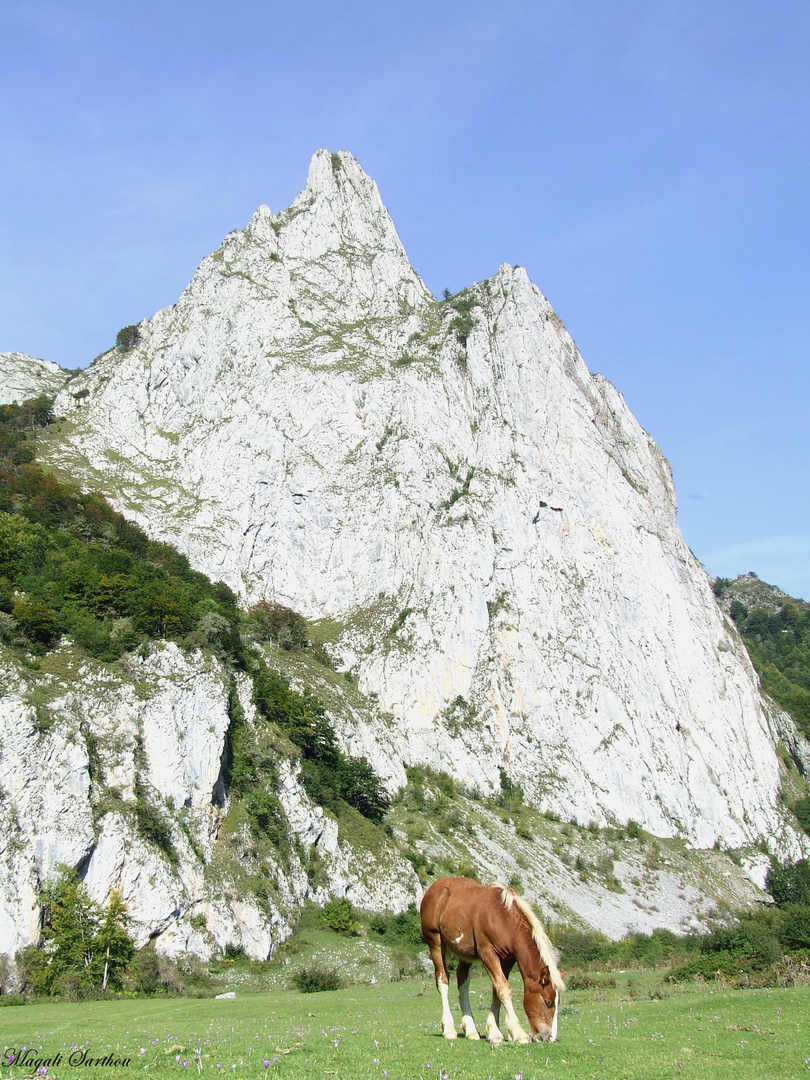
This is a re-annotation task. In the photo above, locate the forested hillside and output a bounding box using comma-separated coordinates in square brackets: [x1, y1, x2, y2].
[714, 575, 810, 740]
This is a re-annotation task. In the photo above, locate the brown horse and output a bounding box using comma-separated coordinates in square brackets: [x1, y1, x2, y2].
[420, 876, 564, 1044]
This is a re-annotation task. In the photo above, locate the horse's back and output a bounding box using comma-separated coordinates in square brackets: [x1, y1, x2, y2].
[420, 876, 495, 943]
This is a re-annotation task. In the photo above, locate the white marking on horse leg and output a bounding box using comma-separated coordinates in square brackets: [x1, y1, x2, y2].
[550, 989, 558, 1043]
[438, 978, 457, 1040]
[458, 970, 480, 1040]
[485, 988, 503, 1044]
[499, 986, 530, 1044]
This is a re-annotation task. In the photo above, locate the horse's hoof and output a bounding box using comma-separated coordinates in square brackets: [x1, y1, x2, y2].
[443, 1031, 458, 1041]
[487, 1036, 504, 1046]
[464, 1030, 481, 1041]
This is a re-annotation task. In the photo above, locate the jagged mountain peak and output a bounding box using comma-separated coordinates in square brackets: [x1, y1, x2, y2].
[201, 148, 432, 319]
[105, 149, 433, 394]
[237, 149, 401, 249]
[303, 147, 387, 207]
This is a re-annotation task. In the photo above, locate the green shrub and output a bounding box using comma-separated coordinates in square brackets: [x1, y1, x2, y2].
[792, 795, 810, 836]
[554, 926, 614, 965]
[443, 289, 478, 347]
[242, 785, 285, 844]
[129, 948, 160, 994]
[320, 898, 359, 935]
[669, 914, 782, 982]
[368, 904, 423, 945]
[766, 859, 810, 906]
[134, 782, 178, 863]
[291, 965, 344, 992]
[495, 768, 524, 813]
[12, 597, 59, 649]
[779, 904, 810, 951]
[730, 600, 748, 622]
[245, 601, 308, 650]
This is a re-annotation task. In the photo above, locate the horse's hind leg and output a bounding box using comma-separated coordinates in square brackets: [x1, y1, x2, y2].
[485, 984, 503, 1045]
[481, 952, 529, 1045]
[457, 962, 480, 1040]
[426, 936, 457, 1040]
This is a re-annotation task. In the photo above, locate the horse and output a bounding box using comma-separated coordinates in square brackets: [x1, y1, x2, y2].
[420, 876, 564, 1045]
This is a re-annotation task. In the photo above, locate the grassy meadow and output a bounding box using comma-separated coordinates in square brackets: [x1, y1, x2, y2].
[2, 972, 809, 1080]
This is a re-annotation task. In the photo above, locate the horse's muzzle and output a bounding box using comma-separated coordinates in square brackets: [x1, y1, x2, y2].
[532, 1030, 556, 1043]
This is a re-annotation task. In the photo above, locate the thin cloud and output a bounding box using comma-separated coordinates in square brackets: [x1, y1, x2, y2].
[708, 534, 810, 563]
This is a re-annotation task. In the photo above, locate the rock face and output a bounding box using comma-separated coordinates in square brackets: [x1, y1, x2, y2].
[0, 353, 68, 405]
[45, 150, 800, 858]
[0, 643, 419, 965]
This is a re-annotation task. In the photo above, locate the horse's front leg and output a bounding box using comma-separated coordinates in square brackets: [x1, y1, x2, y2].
[457, 961, 480, 1039]
[480, 952, 530, 1045]
[485, 983, 503, 1045]
[426, 937, 457, 1040]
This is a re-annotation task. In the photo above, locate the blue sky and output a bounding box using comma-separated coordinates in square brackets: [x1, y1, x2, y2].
[2, 0, 808, 598]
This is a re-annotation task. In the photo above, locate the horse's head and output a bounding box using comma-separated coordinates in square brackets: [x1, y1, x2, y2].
[524, 968, 560, 1043]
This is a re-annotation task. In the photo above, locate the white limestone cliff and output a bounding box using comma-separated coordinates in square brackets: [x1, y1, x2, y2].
[43, 149, 801, 860]
[0, 643, 419, 966]
[0, 353, 68, 405]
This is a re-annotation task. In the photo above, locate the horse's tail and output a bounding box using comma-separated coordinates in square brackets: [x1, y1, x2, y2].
[496, 884, 566, 992]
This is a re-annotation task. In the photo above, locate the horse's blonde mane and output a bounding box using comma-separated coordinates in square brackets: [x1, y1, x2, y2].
[496, 883, 565, 992]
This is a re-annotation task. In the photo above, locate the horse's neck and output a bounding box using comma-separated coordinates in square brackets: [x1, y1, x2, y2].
[510, 918, 545, 981]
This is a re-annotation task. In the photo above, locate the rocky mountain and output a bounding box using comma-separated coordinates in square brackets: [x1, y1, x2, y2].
[44, 149, 801, 845]
[1, 150, 808, 970]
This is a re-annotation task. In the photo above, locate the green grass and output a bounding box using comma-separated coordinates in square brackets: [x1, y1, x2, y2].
[2, 978, 808, 1080]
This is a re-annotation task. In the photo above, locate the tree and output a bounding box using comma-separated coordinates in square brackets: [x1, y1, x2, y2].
[116, 325, 141, 351]
[29, 867, 136, 997]
[766, 858, 810, 907]
[246, 601, 308, 650]
[335, 756, 391, 823]
[12, 597, 60, 649]
[96, 890, 135, 991]
[38, 867, 101, 996]
[729, 600, 748, 623]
